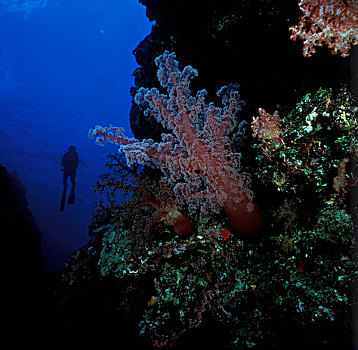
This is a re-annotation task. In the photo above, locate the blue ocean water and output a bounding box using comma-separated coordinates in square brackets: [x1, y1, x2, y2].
[0, 0, 151, 272]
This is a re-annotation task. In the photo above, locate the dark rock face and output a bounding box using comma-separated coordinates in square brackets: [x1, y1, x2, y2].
[0, 164, 60, 347]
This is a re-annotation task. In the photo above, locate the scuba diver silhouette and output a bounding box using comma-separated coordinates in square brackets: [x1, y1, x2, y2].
[60, 145, 79, 212]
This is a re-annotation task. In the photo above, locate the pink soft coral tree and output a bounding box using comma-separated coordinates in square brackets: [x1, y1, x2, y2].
[289, 0, 358, 57]
[89, 51, 264, 239]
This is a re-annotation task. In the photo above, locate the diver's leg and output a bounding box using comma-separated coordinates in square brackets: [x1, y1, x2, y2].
[60, 173, 69, 211]
[70, 172, 76, 187]
[63, 172, 69, 188]
[68, 172, 76, 204]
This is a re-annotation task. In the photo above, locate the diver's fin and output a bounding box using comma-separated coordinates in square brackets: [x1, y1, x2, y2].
[60, 186, 67, 211]
[68, 186, 75, 204]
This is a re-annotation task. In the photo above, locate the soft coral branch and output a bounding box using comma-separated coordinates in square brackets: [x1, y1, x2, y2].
[89, 51, 264, 238]
[290, 0, 358, 57]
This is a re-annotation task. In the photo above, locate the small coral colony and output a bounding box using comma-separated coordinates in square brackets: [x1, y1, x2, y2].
[62, 1, 358, 348]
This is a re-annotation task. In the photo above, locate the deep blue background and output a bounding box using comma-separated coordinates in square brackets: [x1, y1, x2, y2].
[0, 0, 151, 272]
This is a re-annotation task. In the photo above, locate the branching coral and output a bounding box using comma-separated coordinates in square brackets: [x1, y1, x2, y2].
[93, 153, 193, 238]
[251, 108, 282, 141]
[290, 0, 358, 57]
[89, 51, 264, 239]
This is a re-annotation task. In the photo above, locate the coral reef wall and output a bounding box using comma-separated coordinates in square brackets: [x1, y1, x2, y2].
[60, 1, 356, 349]
[130, 0, 349, 140]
